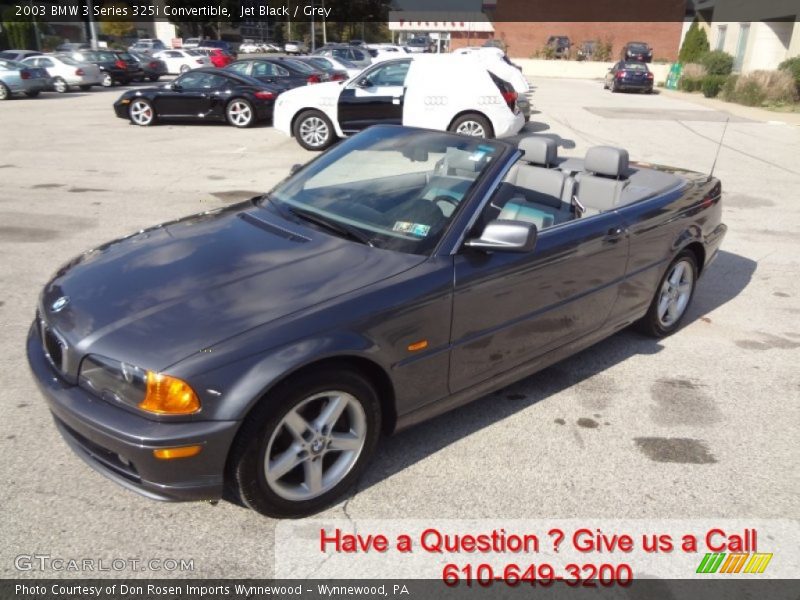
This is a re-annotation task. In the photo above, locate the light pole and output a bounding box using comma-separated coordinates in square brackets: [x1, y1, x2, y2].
[86, 0, 99, 49]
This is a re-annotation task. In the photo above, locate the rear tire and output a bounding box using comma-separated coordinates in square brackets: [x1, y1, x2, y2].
[53, 77, 69, 93]
[129, 98, 156, 126]
[449, 113, 494, 138]
[101, 73, 113, 87]
[0, 82, 10, 100]
[228, 368, 381, 518]
[636, 250, 698, 338]
[226, 98, 255, 128]
[293, 109, 337, 151]
[180, 64, 191, 74]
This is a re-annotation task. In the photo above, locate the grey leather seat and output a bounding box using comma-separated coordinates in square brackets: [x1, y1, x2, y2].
[574, 146, 630, 216]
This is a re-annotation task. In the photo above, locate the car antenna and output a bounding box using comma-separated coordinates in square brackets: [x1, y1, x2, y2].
[709, 117, 730, 180]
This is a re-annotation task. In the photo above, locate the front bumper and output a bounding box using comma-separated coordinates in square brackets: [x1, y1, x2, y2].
[26, 324, 239, 501]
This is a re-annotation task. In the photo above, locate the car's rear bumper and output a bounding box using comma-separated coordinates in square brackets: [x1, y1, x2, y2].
[618, 80, 653, 91]
[20, 77, 50, 93]
[494, 109, 525, 138]
[26, 324, 239, 502]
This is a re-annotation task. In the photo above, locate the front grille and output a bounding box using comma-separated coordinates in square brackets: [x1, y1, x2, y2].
[39, 318, 67, 375]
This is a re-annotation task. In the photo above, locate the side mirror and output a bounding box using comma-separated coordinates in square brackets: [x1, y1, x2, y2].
[171, 82, 182, 91]
[289, 163, 302, 175]
[355, 77, 371, 88]
[464, 219, 538, 253]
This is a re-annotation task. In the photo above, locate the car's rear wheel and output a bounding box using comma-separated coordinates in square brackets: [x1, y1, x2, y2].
[229, 369, 381, 518]
[101, 73, 113, 87]
[611, 80, 620, 93]
[180, 64, 191, 74]
[637, 250, 698, 337]
[294, 109, 337, 151]
[53, 77, 69, 93]
[226, 98, 255, 128]
[129, 99, 156, 126]
[0, 82, 10, 100]
[449, 113, 494, 138]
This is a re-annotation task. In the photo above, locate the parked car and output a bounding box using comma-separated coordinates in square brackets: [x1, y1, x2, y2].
[274, 55, 524, 150]
[55, 42, 91, 52]
[128, 39, 167, 55]
[129, 51, 167, 82]
[239, 41, 261, 54]
[604, 60, 654, 93]
[621, 41, 653, 63]
[313, 44, 372, 69]
[0, 49, 43, 62]
[284, 40, 308, 55]
[198, 40, 237, 58]
[0, 58, 51, 99]
[453, 47, 531, 121]
[182, 37, 203, 49]
[113, 67, 280, 127]
[22, 54, 102, 92]
[366, 44, 409, 59]
[195, 48, 235, 68]
[302, 55, 362, 79]
[404, 35, 432, 53]
[293, 56, 352, 81]
[26, 126, 726, 517]
[59, 50, 142, 86]
[546, 36, 572, 59]
[576, 40, 599, 61]
[153, 49, 212, 74]
[227, 57, 327, 92]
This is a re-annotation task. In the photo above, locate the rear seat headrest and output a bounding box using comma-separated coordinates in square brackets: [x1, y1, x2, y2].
[518, 137, 557, 167]
[585, 146, 629, 178]
[443, 147, 479, 173]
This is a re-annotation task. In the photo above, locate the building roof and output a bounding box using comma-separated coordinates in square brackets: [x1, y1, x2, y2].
[388, 12, 495, 33]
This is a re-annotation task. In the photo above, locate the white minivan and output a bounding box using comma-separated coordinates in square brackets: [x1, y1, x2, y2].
[274, 55, 524, 151]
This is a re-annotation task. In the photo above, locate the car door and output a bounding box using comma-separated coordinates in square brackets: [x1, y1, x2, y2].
[449, 203, 629, 393]
[155, 71, 217, 117]
[337, 60, 411, 133]
[251, 60, 294, 91]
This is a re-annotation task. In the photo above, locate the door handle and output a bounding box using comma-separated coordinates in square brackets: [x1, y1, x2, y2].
[604, 226, 627, 241]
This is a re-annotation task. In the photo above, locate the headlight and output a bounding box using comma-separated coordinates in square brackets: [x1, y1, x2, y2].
[79, 355, 200, 415]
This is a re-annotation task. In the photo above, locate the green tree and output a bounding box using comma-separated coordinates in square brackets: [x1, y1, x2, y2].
[679, 20, 710, 64]
[99, 2, 134, 39]
[2, 7, 34, 48]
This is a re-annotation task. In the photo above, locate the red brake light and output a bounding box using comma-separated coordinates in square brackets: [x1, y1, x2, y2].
[616, 71, 625, 79]
[21, 70, 31, 79]
[646, 72, 654, 79]
[307, 74, 321, 84]
[148, 61, 158, 69]
[502, 90, 517, 103]
[255, 90, 275, 100]
[75, 68, 85, 76]
[115, 59, 126, 69]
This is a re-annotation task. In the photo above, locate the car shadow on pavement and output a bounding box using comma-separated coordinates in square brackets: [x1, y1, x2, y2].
[357, 249, 756, 497]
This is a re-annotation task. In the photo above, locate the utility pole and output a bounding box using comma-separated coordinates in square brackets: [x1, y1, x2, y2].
[86, 0, 99, 49]
[310, 0, 315, 51]
[322, 0, 327, 45]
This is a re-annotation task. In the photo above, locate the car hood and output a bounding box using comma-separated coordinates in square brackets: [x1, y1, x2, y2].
[39, 202, 425, 374]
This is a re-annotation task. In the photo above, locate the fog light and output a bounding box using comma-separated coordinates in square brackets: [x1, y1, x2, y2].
[153, 445, 202, 460]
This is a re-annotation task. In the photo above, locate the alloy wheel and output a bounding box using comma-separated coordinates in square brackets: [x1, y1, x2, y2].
[455, 120, 486, 137]
[264, 391, 367, 501]
[101, 73, 113, 87]
[656, 259, 694, 327]
[299, 116, 329, 148]
[0, 83, 8, 100]
[227, 100, 252, 127]
[129, 100, 154, 125]
[53, 78, 68, 93]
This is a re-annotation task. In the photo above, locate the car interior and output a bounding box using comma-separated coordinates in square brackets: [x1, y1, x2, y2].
[486, 137, 684, 230]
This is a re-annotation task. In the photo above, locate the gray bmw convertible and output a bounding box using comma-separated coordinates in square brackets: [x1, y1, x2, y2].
[27, 125, 726, 517]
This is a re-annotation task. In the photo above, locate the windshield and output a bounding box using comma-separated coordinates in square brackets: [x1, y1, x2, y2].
[264, 127, 503, 255]
[623, 62, 648, 71]
[283, 58, 315, 73]
[628, 43, 649, 51]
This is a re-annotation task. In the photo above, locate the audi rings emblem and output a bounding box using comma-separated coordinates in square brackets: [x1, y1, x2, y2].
[423, 96, 447, 106]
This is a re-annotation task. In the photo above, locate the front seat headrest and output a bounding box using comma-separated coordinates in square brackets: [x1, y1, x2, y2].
[585, 146, 629, 178]
[518, 137, 557, 167]
[443, 147, 480, 173]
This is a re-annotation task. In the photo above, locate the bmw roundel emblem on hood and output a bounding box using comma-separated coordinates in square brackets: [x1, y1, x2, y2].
[50, 296, 70, 313]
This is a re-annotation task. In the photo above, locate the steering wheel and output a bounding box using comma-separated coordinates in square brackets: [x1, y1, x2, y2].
[432, 195, 459, 216]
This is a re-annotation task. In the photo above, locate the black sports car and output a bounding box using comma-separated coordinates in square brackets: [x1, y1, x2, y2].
[113, 68, 281, 127]
[227, 57, 327, 92]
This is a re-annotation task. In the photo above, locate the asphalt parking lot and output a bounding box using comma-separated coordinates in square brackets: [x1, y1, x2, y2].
[1, 77, 798, 578]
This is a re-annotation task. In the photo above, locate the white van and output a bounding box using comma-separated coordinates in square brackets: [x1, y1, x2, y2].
[274, 55, 525, 151]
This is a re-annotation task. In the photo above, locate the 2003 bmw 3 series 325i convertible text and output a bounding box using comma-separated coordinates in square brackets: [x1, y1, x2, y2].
[27, 126, 726, 518]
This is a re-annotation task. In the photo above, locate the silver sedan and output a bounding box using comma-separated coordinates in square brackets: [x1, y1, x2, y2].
[22, 55, 102, 93]
[0, 58, 51, 99]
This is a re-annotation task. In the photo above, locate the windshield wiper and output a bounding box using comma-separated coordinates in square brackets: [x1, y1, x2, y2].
[288, 207, 374, 247]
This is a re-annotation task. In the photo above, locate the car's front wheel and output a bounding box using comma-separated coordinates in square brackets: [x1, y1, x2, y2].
[229, 369, 381, 518]
[226, 98, 255, 128]
[449, 113, 494, 138]
[129, 98, 156, 126]
[101, 73, 113, 87]
[637, 250, 698, 337]
[293, 109, 337, 151]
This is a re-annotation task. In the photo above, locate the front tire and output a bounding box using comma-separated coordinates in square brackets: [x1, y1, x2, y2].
[129, 98, 156, 126]
[449, 113, 494, 138]
[226, 98, 255, 128]
[229, 369, 381, 518]
[637, 250, 698, 337]
[293, 109, 337, 151]
[101, 73, 113, 87]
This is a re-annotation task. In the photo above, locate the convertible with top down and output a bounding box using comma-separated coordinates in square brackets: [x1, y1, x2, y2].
[27, 126, 726, 518]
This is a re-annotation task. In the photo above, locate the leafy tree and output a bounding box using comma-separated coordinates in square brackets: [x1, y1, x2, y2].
[679, 20, 710, 64]
[2, 7, 34, 48]
[99, 2, 134, 39]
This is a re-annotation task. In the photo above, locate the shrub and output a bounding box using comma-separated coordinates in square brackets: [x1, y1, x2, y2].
[701, 50, 734, 75]
[734, 78, 767, 106]
[679, 20, 710, 64]
[682, 62, 708, 79]
[720, 75, 739, 101]
[778, 56, 800, 93]
[678, 63, 706, 92]
[745, 70, 798, 103]
[701, 74, 727, 97]
[594, 39, 613, 62]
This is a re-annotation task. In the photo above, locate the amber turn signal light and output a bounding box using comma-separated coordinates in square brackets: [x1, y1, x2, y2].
[153, 445, 202, 460]
[139, 372, 201, 414]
